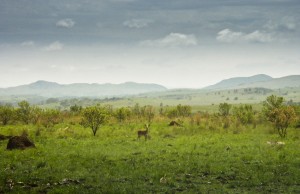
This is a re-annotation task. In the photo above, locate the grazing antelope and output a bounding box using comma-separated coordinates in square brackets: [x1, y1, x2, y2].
[137, 124, 150, 140]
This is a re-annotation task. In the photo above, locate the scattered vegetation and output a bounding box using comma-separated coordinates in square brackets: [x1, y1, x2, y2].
[0, 95, 299, 193]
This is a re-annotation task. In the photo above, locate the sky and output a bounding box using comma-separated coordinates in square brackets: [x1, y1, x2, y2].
[0, 0, 300, 88]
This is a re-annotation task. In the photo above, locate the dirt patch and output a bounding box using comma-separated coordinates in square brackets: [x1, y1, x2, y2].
[6, 136, 35, 150]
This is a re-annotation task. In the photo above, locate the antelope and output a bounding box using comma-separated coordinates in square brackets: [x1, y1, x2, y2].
[137, 124, 150, 140]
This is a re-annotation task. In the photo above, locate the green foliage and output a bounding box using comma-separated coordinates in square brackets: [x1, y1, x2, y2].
[41, 109, 61, 127]
[263, 95, 284, 112]
[30, 106, 43, 124]
[1, 101, 300, 193]
[233, 104, 255, 125]
[263, 95, 297, 138]
[166, 108, 179, 118]
[165, 104, 192, 118]
[69, 104, 82, 114]
[0, 129, 299, 193]
[16, 100, 32, 124]
[140, 105, 155, 123]
[114, 107, 131, 123]
[219, 103, 231, 117]
[0, 104, 15, 125]
[176, 104, 192, 117]
[267, 106, 296, 138]
[81, 105, 109, 136]
[131, 103, 141, 118]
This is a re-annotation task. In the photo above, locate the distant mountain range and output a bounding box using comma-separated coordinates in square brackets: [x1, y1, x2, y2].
[0, 74, 299, 99]
[0, 81, 167, 98]
[204, 74, 300, 90]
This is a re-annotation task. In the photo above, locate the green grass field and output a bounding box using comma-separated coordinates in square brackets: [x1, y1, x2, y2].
[1, 121, 300, 193]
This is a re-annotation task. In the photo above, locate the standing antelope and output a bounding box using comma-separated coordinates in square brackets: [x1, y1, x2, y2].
[137, 124, 150, 140]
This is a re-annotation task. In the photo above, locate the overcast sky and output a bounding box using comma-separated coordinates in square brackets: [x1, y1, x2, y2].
[0, 0, 299, 88]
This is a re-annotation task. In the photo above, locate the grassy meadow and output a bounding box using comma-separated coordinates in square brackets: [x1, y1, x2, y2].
[0, 111, 300, 193]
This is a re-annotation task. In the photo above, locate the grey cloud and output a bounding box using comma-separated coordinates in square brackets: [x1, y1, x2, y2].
[217, 29, 273, 43]
[123, 19, 153, 28]
[264, 16, 297, 31]
[56, 19, 75, 28]
[140, 33, 198, 47]
[21, 41, 35, 47]
[1, 0, 299, 45]
[44, 41, 64, 51]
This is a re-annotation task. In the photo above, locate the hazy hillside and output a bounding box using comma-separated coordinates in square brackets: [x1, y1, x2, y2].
[205, 75, 300, 90]
[1, 74, 300, 106]
[205, 74, 273, 90]
[0, 81, 167, 98]
[236, 75, 300, 89]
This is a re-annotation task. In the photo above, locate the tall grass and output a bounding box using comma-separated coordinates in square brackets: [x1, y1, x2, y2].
[0, 120, 299, 193]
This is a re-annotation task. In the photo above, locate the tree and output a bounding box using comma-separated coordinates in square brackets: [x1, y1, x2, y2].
[41, 109, 61, 127]
[70, 104, 82, 115]
[176, 104, 192, 117]
[81, 106, 109, 136]
[132, 103, 141, 118]
[142, 105, 155, 123]
[263, 95, 296, 138]
[0, 104, 15, 125]
[263, 95, 283, 112]
[114, 107, 131, 123]
[219, 103, 231, 117]
[159, 103, 164, 116]
[31, 106, 43, 124]
[17, 101, 32, 124]
[233, 104, 254, 125]
[166, 108, 178, 118]
[268, 106, 296, 138]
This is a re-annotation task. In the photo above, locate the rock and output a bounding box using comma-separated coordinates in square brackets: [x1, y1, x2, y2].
[169, 121, 181, 126]
[6, 136, 35, 150]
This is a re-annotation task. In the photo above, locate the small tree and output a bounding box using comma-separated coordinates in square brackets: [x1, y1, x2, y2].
[31, 106, 43, 124]
[142, 105, 155, 123]
[233, 104, 254, 125]
[132, 103, 141, 118]
[266, 106, 296, 138]
[0, 104, 15, 125]
[219, 103, 231, 117]
[263, 95, 283, 112]
[70, 104, 82, 115]
[114, 107, 131, 123]
[81, 106, 109, 136]
[41, 109, 61, 127]
[177, 104, 192, 117]
[263, 95, 296, 137]
[17, 100, 32, 124]
[166, 108, 179, 118]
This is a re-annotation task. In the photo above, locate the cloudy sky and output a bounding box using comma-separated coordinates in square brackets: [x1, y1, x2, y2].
[0, 0, 299, 88]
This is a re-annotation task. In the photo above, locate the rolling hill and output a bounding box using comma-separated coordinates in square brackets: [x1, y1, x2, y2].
[204, 75, 300, 90]
[0, 74, 300, 106]
[0, 81, 167, 98]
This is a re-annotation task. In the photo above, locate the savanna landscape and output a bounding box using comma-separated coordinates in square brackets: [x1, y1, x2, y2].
[1, 0, 300, 193]
[0, 85, 300, 193]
